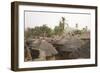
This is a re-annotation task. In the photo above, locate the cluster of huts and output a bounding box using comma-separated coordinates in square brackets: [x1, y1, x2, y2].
[24, 31, 90, 62]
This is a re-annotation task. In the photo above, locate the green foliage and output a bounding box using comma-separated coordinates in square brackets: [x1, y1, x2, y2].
[25, 17, 67, 39]
[54, 26, 60, 35]
[39, 24, 52, 37]
[54, 17, 65, 35]
[24, 28, 33, 39]
[25, 24, 52, 39]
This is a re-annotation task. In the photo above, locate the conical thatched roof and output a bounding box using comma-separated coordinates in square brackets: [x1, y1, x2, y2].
[55, 36, 83, 52]
[39, 40, 58, 56]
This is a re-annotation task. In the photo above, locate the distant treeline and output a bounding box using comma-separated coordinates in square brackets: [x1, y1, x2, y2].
[25, 17, 89, 39]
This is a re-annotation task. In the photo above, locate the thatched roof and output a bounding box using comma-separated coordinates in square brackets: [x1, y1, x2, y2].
[39, 40, 58, 56]
[79, 32, 90, 40]
[54, 36, 83, 52]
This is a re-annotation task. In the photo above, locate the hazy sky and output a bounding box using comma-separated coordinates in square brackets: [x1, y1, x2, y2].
[25, 11, 91, 30]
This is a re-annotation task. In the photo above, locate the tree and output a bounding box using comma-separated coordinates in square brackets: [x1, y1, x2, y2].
[39, 24, 52, 37]
[24, 28, 34, 39]
[61, 17, 65, 30]
[25, 25, 53, 39]
[54, 17, 66, 35]
[54, 26, 59, 35]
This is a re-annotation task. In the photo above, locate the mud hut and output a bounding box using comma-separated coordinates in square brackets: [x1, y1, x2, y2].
[53, 36, 83, 59]
[39, 40, 58, 60]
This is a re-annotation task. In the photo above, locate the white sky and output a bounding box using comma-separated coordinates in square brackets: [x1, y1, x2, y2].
[25, 11, 91, 30]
